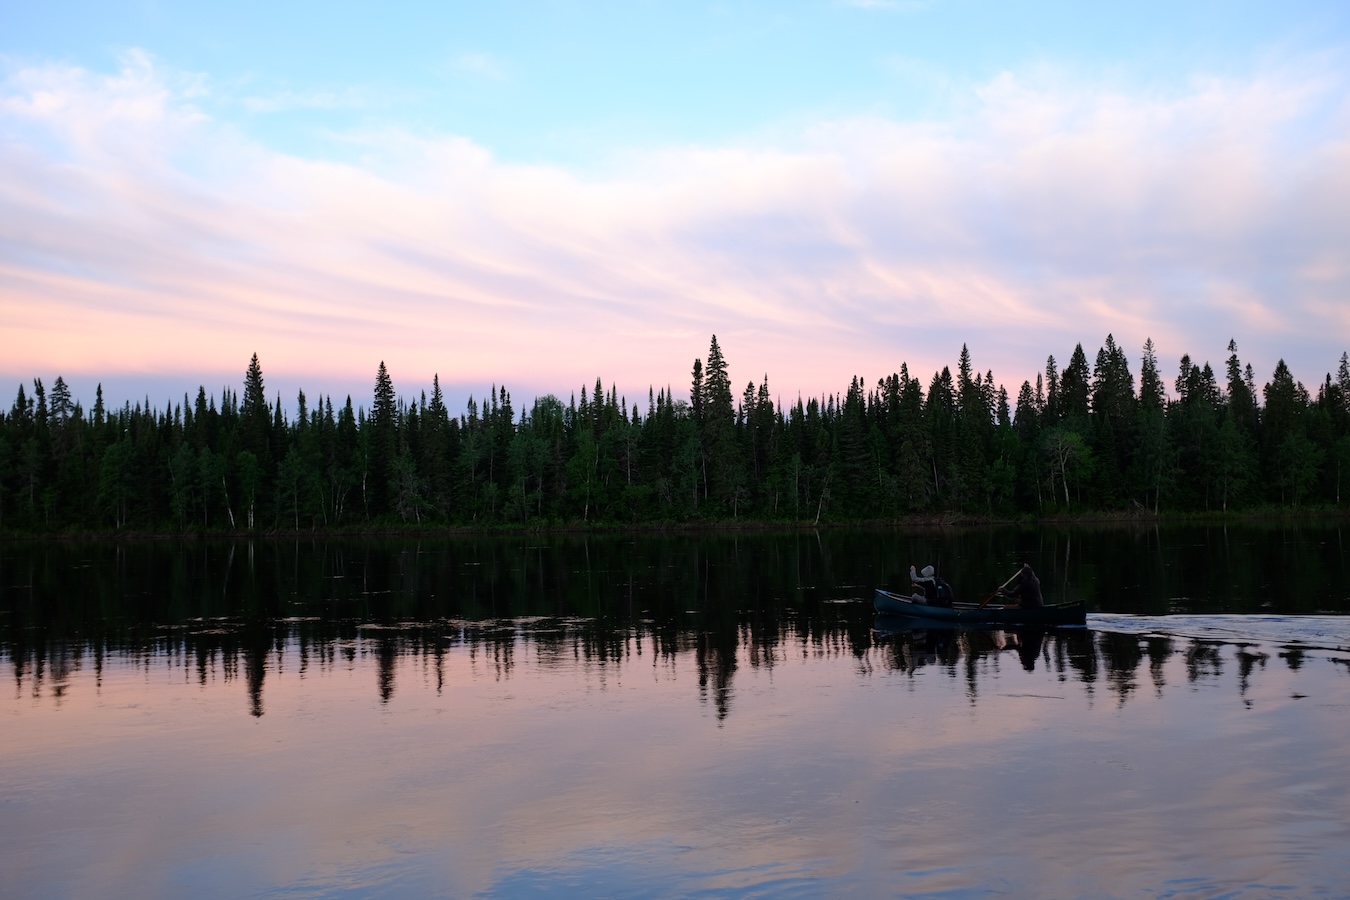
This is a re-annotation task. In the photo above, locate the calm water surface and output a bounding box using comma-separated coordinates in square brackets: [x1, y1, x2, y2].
[3, 525, 1349, 897]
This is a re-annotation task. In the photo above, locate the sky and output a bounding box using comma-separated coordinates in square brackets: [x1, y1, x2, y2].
[3, 0, 1349, 415]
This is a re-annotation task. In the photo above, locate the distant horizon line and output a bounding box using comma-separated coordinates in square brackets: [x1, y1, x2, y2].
[7, 340, 1348, 422]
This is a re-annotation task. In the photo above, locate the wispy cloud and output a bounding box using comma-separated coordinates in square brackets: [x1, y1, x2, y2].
[839, 0, 930, 11]
[240, 87, 370, 114]
[450, 52, 509, 82]
[2, 51, 1348, 406]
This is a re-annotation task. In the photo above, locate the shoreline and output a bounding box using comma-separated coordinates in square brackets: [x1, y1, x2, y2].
[5, 506, 1348, 542]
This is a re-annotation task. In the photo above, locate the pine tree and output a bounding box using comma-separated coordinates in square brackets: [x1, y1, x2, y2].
[701, 335, 738, 509]
[925, 367, 956, 505]
[1225, 339, 1257, 435]
[369, 361, 397, 516]
[836, 375, 872, 513]
[238, 353, 272, 471]
[690, 358, 704, 428]
[1262, 361, 1299, 436]
[1139, 339, 1165, 412]
[1133, 338, 1171, 512]
[1336, 352, 1350, 422]
[428, 374, 447, 421]
[1014, 381, 1038, 439]
[1088, 335, 1135, 505]
[1059, 344, 1091, 425]
[1044, 356, 1059, 423]
[50, 377, 72, 425]
[242, 354, 266, 419]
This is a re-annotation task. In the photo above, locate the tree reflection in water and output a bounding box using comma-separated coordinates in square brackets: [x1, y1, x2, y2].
[10, 610, 1346, 720]
[4, 526, 1348, 717]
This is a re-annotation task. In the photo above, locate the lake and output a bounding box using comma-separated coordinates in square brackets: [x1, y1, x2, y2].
[3, 524, 1350, 897]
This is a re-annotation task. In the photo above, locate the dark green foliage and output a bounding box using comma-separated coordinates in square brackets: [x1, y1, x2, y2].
[700, 335, 738, 512]
[369, 361, 397, 517]
[3, 339, 1349, 534]
[1058, 343, 1092, 427]
[239, 353, 271, 465]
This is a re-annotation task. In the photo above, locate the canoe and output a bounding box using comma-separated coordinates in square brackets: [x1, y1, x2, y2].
[873, 588, 1087, 627]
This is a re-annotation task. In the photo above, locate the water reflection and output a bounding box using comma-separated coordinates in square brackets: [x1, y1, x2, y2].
[4, 525, 1349, 719]
[4, 524, 1347, 630]
[6, 532, 1350, 899]
[12, 611, 1350, 721]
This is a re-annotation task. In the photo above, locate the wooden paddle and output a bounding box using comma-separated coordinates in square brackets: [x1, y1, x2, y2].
[979, 568, 1023, 609]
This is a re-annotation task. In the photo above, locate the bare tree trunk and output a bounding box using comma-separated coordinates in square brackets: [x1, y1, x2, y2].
[221, 476, 236, 529]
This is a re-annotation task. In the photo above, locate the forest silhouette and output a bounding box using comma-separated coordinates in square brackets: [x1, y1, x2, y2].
[3, 335, 1349, 533]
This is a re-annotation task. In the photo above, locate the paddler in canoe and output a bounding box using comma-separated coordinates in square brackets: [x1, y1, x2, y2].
[907, 564, 955, 608]
[994, 563, 1043, 609]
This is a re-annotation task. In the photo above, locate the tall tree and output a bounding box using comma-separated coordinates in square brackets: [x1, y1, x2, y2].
[1225, 339, 1258, 435]
[1043, 356, 1060, 423]
[1089, 334, 1135, 504]
[239, 353, 270, 463]
[1262, 360, 1318, 506]
[1133, 338, 1172, 511]
[1138, 338, 1165, 412]
[369, 361, 398, 516]
[701, 335, 738, 510]
[1058, 344, 1091, 426]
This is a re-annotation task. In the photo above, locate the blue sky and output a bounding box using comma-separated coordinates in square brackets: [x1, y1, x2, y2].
[10, 1, 1340, 160]
[3, 1, 1349, 411]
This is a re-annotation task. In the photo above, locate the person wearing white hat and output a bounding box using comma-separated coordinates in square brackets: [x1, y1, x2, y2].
[909, 564, 937, 604]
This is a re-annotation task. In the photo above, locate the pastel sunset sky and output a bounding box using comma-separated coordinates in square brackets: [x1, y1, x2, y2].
[3, 1, 1348, 413]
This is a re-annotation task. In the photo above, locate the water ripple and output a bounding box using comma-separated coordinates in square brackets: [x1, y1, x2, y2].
[1090, 613, 1350, 653]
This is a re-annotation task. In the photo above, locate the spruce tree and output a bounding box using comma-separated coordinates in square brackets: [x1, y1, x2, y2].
[242, 354, 266, 418]
[1133, 338, 1171, 512]
[1088, 335, 1134, 505]
[1059, 344, 1091, 425]
[690, 358, 704, 426]
[1225, 339, 1259, 435]
[701, 335, 738, 509]
[1338, 352, 1350, 410]
[370, 361, 397, 516]
[1139, 339, 1165, 412]
[50, 377, 72, 425]
[239, 353, 272, 468]
[1043, 356, 1059, 423]
[1014, 381, 1038, 439]
[925, 367, 956, 505]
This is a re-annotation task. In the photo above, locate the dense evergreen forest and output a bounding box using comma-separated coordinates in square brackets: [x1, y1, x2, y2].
[3, 335, 1349, 534]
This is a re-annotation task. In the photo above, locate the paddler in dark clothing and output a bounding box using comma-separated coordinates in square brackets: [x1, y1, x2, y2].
[1001, 563, 1043, 608]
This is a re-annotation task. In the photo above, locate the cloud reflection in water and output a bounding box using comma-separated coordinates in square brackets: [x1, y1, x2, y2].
[4, 614, 1350, 897]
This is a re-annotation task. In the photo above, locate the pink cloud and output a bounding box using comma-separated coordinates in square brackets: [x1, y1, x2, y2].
[3, 53, 1348, 412]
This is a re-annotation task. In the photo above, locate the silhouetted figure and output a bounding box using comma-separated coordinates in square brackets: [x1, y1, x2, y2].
[908, 564, 934, 603]
[909, 564, 955, 607]
[1001, 564, 1043, 609]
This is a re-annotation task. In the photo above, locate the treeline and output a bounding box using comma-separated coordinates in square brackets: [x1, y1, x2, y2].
[3, 336, 1349, 533]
